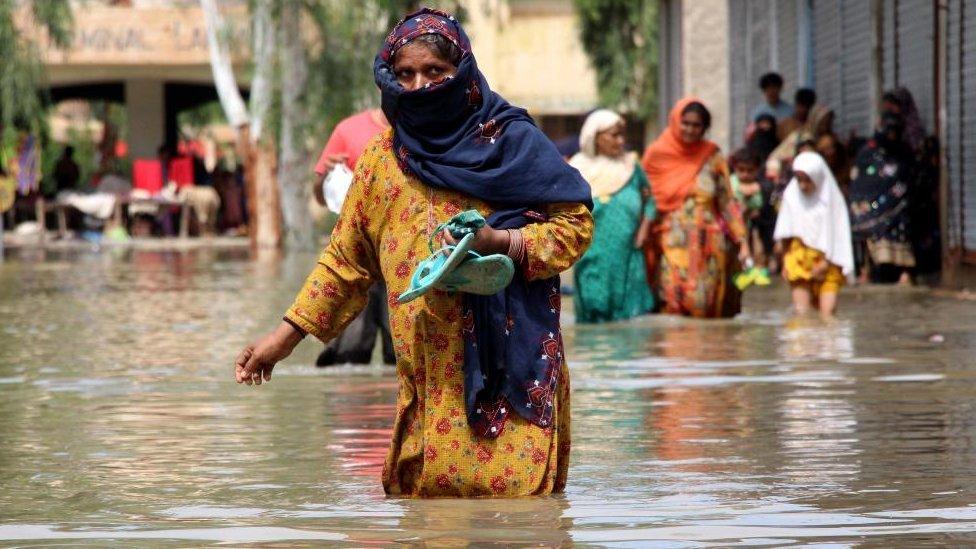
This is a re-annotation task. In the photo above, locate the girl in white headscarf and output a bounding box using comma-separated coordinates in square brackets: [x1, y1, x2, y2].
[570, 109, 657, 323]
[774, 152, 854, 317]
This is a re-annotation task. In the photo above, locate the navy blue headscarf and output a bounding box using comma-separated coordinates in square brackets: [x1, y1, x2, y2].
[373, 8, 592, 209]
[374, 8, 591, 438]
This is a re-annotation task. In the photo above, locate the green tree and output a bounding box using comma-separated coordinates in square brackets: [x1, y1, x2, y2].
[301, 1, 469, 149]
[204, 0, 458, 249]
[573, 0, 657, 121]
[0, 0, 72, 143]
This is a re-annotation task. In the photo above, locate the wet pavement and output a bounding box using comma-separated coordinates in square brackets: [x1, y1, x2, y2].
[2, 248, 976, 546]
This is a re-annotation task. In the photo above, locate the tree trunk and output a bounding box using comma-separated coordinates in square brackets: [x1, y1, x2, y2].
[247, 0, 281, 248]
[199, 0, 248, 127]
[249, 0, 274, 143]
[277, 1, 315, 250]
[252, 137, 282, 249]
[201, 0, 281, 248]
[236, 126, 280, 249]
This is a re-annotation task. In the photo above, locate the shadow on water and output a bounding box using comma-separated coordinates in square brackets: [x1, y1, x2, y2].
[2, 249, 976, 545]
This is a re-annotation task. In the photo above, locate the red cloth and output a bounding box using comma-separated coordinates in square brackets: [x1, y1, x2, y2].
[168, 157, 194, 188]
[641, 97, 719, 214]
[133, 159, 163, 195]
[313, 110, 388, 175]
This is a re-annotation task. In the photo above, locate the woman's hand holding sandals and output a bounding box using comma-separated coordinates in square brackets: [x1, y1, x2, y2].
[441, 226, 510, 255]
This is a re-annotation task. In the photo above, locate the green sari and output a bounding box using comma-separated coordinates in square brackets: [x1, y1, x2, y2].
[573, 165, 656, 323]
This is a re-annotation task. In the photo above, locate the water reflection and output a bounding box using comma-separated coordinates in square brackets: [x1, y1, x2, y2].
[3, 250, 976, 544]
[778, 316, 855, 362]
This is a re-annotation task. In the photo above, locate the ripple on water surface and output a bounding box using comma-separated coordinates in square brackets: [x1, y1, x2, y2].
[2, 249, 976, 545]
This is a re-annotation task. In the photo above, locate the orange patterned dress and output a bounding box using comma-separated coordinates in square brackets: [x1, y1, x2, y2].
[284, 130, 593, 496]
[652, 151, 746, 318]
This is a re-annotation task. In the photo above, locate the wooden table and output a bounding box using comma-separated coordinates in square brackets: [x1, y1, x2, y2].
[36, 195, 191, 241]
[118, 196, 191, 238]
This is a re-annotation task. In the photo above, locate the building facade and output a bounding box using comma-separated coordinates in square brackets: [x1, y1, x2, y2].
[659, 0, 976, 265]
[461, 0, 599, 139]
[26, 0, 598, 159]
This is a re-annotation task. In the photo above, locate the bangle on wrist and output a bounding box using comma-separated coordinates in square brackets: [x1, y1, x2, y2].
[506, 229, 526, 265]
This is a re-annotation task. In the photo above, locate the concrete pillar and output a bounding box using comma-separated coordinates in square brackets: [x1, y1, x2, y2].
[126, 79, 165, 159]
[680, 0, 731, 151]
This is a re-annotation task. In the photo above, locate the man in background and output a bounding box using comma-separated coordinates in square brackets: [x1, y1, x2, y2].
[778, 87, 817, 140]
[312, 108, 395, 366]
[751, 72, 793, 123]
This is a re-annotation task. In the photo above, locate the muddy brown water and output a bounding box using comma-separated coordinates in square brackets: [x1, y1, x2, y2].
[2, 248, 976, 546]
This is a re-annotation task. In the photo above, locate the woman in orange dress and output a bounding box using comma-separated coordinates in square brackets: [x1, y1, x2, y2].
[641, 98, 750, 318]
[232, 9, 593, 497]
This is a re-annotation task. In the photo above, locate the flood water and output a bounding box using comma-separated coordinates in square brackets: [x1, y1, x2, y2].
[2, 248, 976, 546]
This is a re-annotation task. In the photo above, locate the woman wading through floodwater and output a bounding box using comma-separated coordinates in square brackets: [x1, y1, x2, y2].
[234, 9, 593, 497]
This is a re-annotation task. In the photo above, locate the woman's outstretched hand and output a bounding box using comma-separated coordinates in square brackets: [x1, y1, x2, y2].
[235, 321, 305, 386]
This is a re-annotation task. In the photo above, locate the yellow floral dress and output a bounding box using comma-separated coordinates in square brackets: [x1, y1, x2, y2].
[285, 130, 593, 497]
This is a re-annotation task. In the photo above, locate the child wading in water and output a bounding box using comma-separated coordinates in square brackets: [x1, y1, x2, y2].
[730, 148, 769, 262]
[233, 8, 593, 497]
[773, 152, 854, 317]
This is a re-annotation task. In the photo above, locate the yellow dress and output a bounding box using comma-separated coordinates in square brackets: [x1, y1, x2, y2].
[285, 130, 594, 497]
[783, 238, 845, 296]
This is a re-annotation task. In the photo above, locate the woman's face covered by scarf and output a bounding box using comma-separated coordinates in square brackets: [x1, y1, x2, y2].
[392, 39, 458, 91]
[371, 7, 593, 208]
[755, 114, 777, 135]
[878, 112, 906, 147]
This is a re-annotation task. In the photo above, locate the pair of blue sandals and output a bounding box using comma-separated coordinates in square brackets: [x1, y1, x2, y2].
[398, 210, 516, 303]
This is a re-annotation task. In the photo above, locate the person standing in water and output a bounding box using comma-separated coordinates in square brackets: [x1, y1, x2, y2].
[234, 8, 593, 497]
[641, 98, 750, 318]
[849, 106, 920, 285]
[774, 152, 854, 318]
[570, 109, 656, 323]
[312, 108, 396, 366]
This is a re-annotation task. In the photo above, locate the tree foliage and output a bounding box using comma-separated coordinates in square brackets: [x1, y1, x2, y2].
[207, 0, 459, 149]
[302, 0, 444, 139]
[572, 0, 657, 120]
[203, 0, 460, 248]
[0, 0, 72, 142]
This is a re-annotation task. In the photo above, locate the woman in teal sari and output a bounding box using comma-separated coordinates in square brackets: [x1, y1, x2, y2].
[571, 109, 656, 323]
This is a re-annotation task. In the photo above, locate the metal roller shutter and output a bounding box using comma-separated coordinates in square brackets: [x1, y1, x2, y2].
[812, 0, 841, 116]
[775, 0, 799, 89]
[837, 0, 872, 138]
[962, 0, 976, 253]
[727, 0, 801, 149]
[804, 1, 874, 139]
[882, 1, 896, 85]
[728, 0, 752, 147]
[943, 0, 976, 255]
[898, 0, 935, 128]
[946, 0, 963, 251]
[882, 0, 936, 129]
[748, 1, 772, 78]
